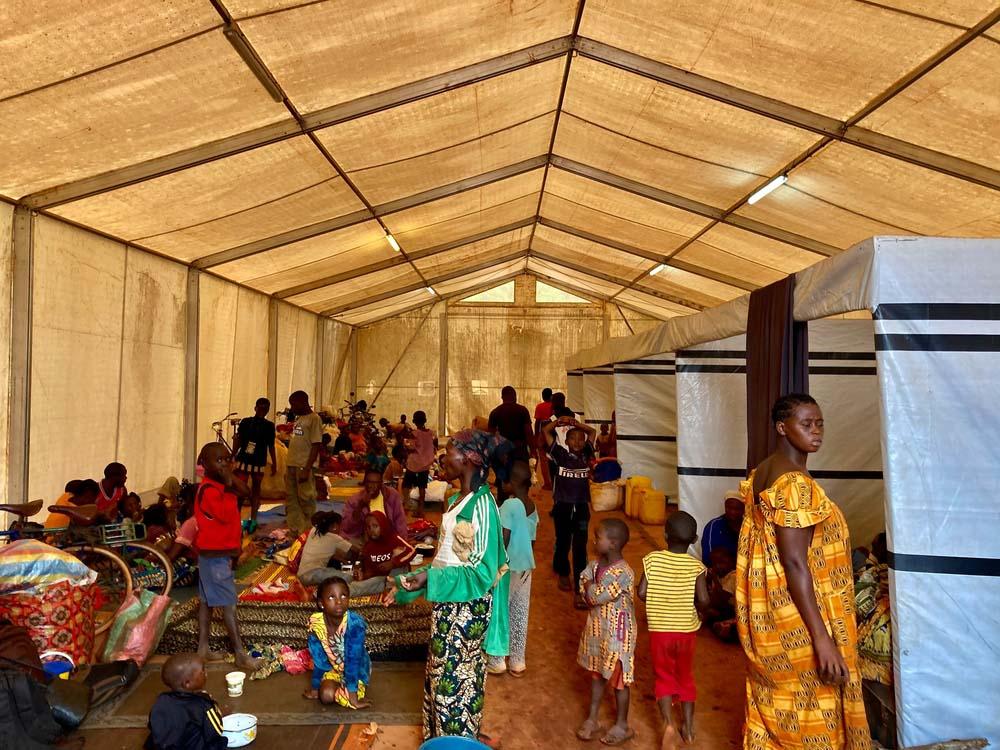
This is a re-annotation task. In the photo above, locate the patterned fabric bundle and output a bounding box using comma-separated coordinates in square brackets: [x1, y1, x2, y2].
[0, 539, 97, 595]
[0, 579, 97, 665]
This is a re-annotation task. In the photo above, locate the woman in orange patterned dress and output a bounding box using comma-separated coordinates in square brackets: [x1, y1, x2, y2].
[736, 394, 869, 750]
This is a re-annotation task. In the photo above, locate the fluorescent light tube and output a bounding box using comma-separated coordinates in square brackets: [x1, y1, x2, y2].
[649, 263, 666, 276]
[426, 287, 436, 296]
[386, 233, 401, 252]
[747, 174, 787, 205]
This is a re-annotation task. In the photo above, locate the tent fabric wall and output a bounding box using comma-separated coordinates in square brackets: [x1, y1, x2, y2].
[359, 307, 442, 430]
[675, 322, 884, 551]
[566, 370, 584, 419]
[613, 354, 677, 497]
[0, 203, 12, 502]
[275, 301, 318, 405]
[447, 305, 603, 433]
[197, 275, 269, 452]
[582, 366, 614, 425]
[320, 318, 353, 412]
[868, 240, 1000, 747]
[29, 217, 188, 508]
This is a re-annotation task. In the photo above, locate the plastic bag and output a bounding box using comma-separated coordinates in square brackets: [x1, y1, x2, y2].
[101, 589, 174, 666]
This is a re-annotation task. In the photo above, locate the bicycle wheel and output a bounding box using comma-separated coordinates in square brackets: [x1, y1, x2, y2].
[119, 541, 174, 597]
[63, 544, 133, 635]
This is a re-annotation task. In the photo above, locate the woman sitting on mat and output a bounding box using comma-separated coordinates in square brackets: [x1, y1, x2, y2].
[394, 429, 509, 747]
[303, 577, 371, 709]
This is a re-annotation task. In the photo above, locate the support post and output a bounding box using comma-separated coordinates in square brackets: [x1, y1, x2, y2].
[315, 316, 325, 409]
[267, 299, 279, 419]
[184, 268, 200, 477]
[601, 303, 611, 342]
[439, 307, 449, 437]
[8, 207, 33, 505]
[349, 330, 359, 403]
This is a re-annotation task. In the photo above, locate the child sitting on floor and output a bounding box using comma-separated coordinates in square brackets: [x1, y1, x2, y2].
[487, 460, 538, 677]
[637, 511, 710, 748]
[146, 653, 227, 750]
[354, 510, 415, 597]
[576, 518, 636, 746]
[303, 577, 372, 709]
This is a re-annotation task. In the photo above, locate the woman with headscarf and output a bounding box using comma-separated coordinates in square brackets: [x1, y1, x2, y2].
[396, 429, 509, 745]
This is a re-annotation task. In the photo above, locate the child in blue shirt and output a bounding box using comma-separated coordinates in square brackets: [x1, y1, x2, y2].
[488, 460, 538, 676]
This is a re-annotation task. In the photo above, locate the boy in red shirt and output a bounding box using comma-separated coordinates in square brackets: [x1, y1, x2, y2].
[194, 443, 258, 671]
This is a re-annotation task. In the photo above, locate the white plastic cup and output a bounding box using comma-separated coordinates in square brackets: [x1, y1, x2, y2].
[225, 671, 246, 697]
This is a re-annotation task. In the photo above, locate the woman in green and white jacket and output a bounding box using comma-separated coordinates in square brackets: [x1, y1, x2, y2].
[399, 429, 509, 743]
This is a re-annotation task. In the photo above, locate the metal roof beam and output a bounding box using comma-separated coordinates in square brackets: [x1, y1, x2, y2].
[193, 158, 546, 269]
[321, 249, 528, 316]
[528, 250, 704, 311]
[574, 35, 1000, 192]
[357, 269, 527, 326]
[276, 218, 535, 299]
[548, 156, 839, 257]
[23, 37, 572, 209]
[536, 217, 760, 291]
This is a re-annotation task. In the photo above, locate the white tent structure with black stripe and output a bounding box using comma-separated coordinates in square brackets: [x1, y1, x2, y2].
[565, 235, 1000, 747]
[1, 2, 1000, 746]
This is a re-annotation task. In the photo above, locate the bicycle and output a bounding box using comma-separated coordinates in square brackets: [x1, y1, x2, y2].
[211, 411, 240, 452]
[0, 500, 173, 635]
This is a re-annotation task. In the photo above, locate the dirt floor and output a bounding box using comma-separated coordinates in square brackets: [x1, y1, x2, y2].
[74, 487, 744, 749]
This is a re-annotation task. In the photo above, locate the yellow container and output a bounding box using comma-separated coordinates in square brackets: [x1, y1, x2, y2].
[625, 476, 652, 518]
[638, 488, 667, 526]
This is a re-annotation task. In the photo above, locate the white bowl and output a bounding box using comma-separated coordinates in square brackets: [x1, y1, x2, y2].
[222, 713, 257, 747]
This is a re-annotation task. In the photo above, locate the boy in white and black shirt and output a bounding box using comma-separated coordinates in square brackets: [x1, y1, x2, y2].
[543, 416, 597, 609]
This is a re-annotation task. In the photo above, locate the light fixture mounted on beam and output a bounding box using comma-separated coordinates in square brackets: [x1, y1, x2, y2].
[385, 232, 401, 252]
[426, 287, 437, 296]
[649, 263, 666, 276]
[747, 174, 788, 205]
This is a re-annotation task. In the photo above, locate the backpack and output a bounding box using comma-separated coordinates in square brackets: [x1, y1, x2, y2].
[0, 669, 62, 750]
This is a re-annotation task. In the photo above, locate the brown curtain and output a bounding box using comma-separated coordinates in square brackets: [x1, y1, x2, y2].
[746, 275, 808, 472]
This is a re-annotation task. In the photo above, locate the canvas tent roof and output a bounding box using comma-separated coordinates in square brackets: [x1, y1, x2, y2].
[2, 0, 999, 325]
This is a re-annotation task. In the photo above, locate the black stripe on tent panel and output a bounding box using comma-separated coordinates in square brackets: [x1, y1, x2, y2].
[616, 434, 677, 442]
[568, 371, 583, 376]
[677, 365, 875, 375]
[678, 467, 883, 480]
[612, 368, 676, 375]
[808, 351, 877, 361]
[585, 419, 614, 425]
[618, 358, 676, 365]
[876, 333, 1000, 352]
[875, 303, 1000, 321]
[677, 350, 876, 361]
[809, 367, 877, 375]
[676, 364, 747, 374]
[583, 369, 614, 375]
[676, 349, 746, 358]
[889, 551, 1000, 577]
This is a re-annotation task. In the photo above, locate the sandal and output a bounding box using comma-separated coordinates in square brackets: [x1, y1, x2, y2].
[576, 719, 602, 742]
[508, 668, 526, 678]
[477, 732, 502, 749]
[600, 727, 635, 746]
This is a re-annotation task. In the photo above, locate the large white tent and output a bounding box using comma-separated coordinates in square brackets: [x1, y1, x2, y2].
[2, 2, 1000, 746]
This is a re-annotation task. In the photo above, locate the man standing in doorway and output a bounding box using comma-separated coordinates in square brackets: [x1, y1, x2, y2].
[489, 386, 533, 502]
[533, 388, 554, 490]
[285, 391, 324, 535]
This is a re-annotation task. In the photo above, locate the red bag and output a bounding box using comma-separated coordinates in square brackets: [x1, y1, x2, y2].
[0, 580, 96, 665]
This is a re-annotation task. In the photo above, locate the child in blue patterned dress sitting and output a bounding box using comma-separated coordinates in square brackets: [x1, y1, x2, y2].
[302, 577, 372, 709]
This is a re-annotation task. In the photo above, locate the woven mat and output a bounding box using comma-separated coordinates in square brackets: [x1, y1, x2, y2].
[237, 560, 286, 588]
[83, 660, 424, 728]
[158, 597, 431, 661]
